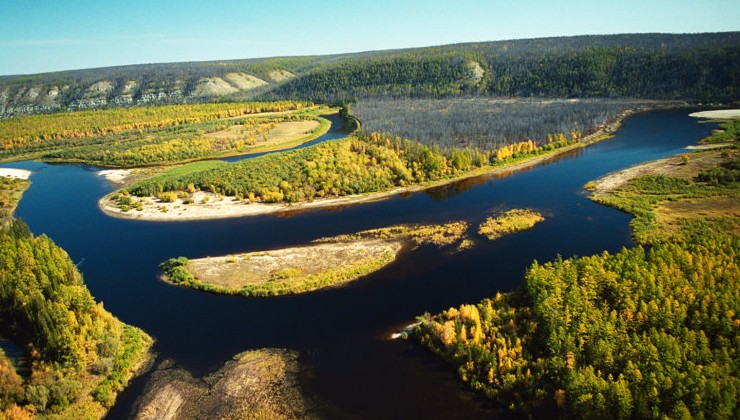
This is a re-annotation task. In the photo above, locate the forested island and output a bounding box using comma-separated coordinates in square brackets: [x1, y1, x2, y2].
[0, 180, 153, 418]
[412, 115, 739, 418]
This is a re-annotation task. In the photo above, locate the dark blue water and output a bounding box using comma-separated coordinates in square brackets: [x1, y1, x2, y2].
[1, 109, 715, 419]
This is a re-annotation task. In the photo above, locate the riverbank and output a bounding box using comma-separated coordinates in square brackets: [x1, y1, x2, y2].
[0, 175, 30, 225]
[689, 109, 740, 119]
[99, 108, 635, 222]
[589, 109, 739, 198]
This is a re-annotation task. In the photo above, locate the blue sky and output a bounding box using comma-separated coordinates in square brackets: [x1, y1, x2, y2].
[1, 0, 738, 76]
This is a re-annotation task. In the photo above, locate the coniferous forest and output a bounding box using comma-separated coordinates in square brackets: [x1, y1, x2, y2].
[413, 127, 739, 418]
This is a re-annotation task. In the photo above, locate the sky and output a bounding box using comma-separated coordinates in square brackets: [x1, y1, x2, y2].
[1, 0, 739, 76]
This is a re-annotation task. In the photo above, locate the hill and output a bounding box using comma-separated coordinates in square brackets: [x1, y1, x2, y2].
[1, 32, 738, 117]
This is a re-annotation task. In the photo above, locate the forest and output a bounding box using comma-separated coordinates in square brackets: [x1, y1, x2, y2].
[261, 33, 740, 102]
[123, 129, 576, 203]
[413, 132, 739, 418]
[0, 101, 322, 166]
[0, 219, 152, 418]
[353, 98, 651, 150]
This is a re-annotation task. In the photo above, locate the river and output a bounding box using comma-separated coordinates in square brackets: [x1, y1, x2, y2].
[1, 109, 716, 418]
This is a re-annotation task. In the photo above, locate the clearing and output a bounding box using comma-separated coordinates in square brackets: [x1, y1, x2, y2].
[204, 119, 320, 147]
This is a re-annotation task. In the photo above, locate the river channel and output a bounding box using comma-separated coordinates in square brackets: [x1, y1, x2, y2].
[2, 109, 716, 418]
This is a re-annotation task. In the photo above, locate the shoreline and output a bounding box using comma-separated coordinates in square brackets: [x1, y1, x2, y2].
[0, 168, 32, 179]
[98, 108, 637, 222]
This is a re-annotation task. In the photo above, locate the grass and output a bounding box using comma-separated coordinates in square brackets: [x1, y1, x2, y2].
[591, 147, 739, 244]
[327, 221, 470, 247]
[160, 221, 471, 297]
[477, 209, 545, 240]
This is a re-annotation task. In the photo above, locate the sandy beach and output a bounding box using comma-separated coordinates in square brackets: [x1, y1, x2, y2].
[98, 169, 133, 184]
[0, 168, 32, 179]
[689, 109, 740, 119]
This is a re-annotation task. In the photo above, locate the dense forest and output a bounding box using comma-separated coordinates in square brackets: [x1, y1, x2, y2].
[261, 33, 740, 102]
[353, 98, 652, 149]
[0, 101, 323, 166]
[0, 177, 152, 417]
[123, 130, 575, 203]
[414, 132, 739, 418]
[2, 33, 738, 118]
[0, 220, 152, 418]
[416, 225, 738, 418]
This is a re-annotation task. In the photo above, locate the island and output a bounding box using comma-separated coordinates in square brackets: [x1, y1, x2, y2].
[477, 209, 545, 240]
[160, 221, 469, 296]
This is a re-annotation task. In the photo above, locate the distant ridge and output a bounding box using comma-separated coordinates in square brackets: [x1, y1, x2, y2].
[1, 32, 738, 117]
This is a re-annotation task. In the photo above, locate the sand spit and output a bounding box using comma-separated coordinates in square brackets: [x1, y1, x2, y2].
[0, 168, 31, 179]
[689, 109, 740, 119]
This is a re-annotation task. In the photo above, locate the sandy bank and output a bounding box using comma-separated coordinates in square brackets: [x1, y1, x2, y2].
[163, 221, 468, 297]
[587, 148, 734, 197]
[0, 168, 31, 179]
[100, 188, 406, 221]
[99, 169, 133, 184]
[689, 109, 740, 119]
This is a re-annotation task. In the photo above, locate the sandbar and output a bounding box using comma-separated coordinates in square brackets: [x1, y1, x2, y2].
[689, 109, 740, 119]
[0, 168, 31, 179]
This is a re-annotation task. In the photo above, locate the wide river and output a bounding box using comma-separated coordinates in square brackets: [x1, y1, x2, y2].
[2, 109, 716, 418]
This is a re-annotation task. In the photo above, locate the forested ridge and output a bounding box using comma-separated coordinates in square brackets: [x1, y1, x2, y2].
[0, 177, 152, 418]
[413, 138, 740, 418]
[261, 33, 740, 102]
[2, 33, 738, 118]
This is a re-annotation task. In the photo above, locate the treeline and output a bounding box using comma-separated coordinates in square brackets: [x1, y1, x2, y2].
[125, 130, 575, 203]
[354, 98, 645, 149]
[0, 100, 312, 159]
[0, 220, 151, 417]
